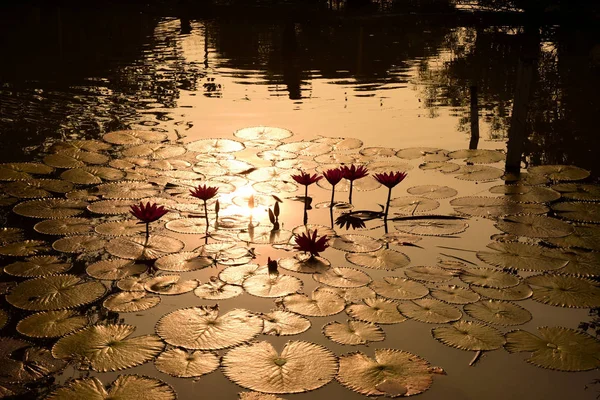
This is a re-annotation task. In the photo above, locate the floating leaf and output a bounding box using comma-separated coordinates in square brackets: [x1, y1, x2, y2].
[238, 228, 293, 245]
[323, 320, 385, 345]
[50, 139, 111, 153]
[432, 320, 505, 351]
[96, 181, 159, 199]
[370, 277, 429, 300]
[450, 196, 549, 218]
[554, 249, 600, 276]
[389, 196, 440, 214]
[155, 348, 219, 378]
[16, 310, 87, 338]
[52, 235, 107, 253]
[3, 179, 74, 198]
[464, 300, 532, 326]
[144, 275, 198, 295]
[527, 165, 590, 182]
[360, 146, 397, 157]
[261, 310, 311, 336]
[429, 285, 480, 304]
[396, 147, 441, 160]
[4, 256, 71, 277]
[505, 327, 600, 371]
[489, 185, 561, 203]
[60, 167, 125, 185]
[0, 240, 49, 256]
[448, 149, 505, 163]
[454, 165, 503, 182]
[103, 291, 161, 312]
[52, 324, 164, 372]
[187, 138, 245, 153]
[397, 298, 462, 324]
[552, 202, 600, 224]
[291, 224, 336, 238]
[6, 275, 106, 311]
[459, 267, 520, 289]
[88, 199, 138, 215]
[0, 227, 24, 244]
[2, 346, 67, 382]
[222, 341, 337, 394]
[283, 289, 345, 317]
[331, 234, 382, 253]
[106, 235, 184, 260]
[337, 349, 442, 397]
[194, 279, 244, 300]
[545, 224, 600, 251]
[46, 375, 176, 400]
[552, 183, 600, 202]
[165, 218, 209, 234]
[117, 276, 148, 292]
[419, 161, 460, 173]
[394, 219, 468, 236]
[156, 306, 263, 350]
[404, 266, 455, 283]
[313, 136, 363, 151]
[525, 274, 600, 308]
[476, 242, 568, 272]
[279, 255, 331, 274]
[470, 283, 533, 301]
[407, 185, 457, 199]
[13, 199, 88, 218]
[155, 251, 212, 272]
[243, 274, 302, 298]
[346, 248, 410, 271]
[312, 267, 371, 288]
[0, 162, 53, 181]
[95, 219, 146, 236]
[103, 129, 168, 145]
[122, 143, 186, 160]
[34, 217, 94, 236]
[277, 141, 332, 156]
[346, 297, 406, 324]
[219, 264, 266, 286]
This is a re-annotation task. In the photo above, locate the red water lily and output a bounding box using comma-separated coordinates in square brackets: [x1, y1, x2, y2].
[341, 164, 369, 204]
[130, 202, 168, 223]
[293, 230, 329, 258]
[291, 171, 322, 186]
[323, 167, 344, 207]
[374, 171, 408, 188]
[190, 184, 219, 201]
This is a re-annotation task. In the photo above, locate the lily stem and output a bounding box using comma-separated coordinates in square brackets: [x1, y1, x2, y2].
[384, 187, 392, 221]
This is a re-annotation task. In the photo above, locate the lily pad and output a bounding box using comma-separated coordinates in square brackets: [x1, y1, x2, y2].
[219, 264, 267, 286]
[96, 181, 159, 199]
[331, 234, 382, 253]
[156, 306, 263, 350]
[552, 183, 600, 202]
[312, 267, 371, 288]
[0, 227, 24, 244]
[155, 348, 219, 378]
[3, 179, 74, 198]
[0, 162, 54, 181]
[4, 256, 71, 277]
[16, 310, 88, 338]
[552, 202, 600, 224]
[103, 129, 168, 145]
[370, 277, 429, 300]
[337, 349, 443, 397]
[407, 185, 458, 199]
[46, 375, 176, 400]
[459, 267, 520, 289]
[238, 228, 293, 245]
[261, 310, 311, 336]
[117, 276, 148, 292]
[389, 196, 440, 214]
[317, 286, 377, 303]
[448, 149, 505, 163]
[396, 147, 441, 160]
[1, 346, 67, 383]
[323, 320, 385, 345]
[394, 219, 468, 236]
[50, 139, 111, 153]
[34, 217, 94, 236]
[144, 275, 198, 295]
[155, 251, 213, 272]
[429, 285, 480, 304]
[397, 298, 462, 324]
[432, 320, 505, 351]
[103, 291, 161, 312]
[470, 283, 533, 301]
[489, 185, 561, 203]
[60, 167, 125, 185]
[95, 219, 146, 236]
[454, 165, 503, 182]
[52, 324, 164, 372]
[505, 326, 600, 371]
[0, 240, 50, 256]
[222, 341, 337, 394]
[419, 161, 460, 173]
[282, 289, 345, 317]
[243, 274, 302, 298]
[165, 218, 209, 234]
[13, 199, 88, 219]
[187, 138, 245, 153]
[525, 274, 600, 308]
[6, 274, 106, 311]
[545, 224, 600, 251]
[346, 248, 410, 271]
[476, 242, 568, 272]
[464, 300, 532, 326]
[279, 255, 331, 274]
[52, 235, 107, 253]
[451, 196, 549, 218]
[106, 235, 184, 260]
[404, 266, 456, 283]
[527, 165, 590, 182]
[194, 279, 244, 300]
[346, 297, 407, 324]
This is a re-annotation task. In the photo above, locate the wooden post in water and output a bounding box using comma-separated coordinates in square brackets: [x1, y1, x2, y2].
[469, 85, 480, 150]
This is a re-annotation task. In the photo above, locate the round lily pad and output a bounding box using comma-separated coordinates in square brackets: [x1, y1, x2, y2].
[155, 251, 213, 272]
[454, 165, 503, 182]
[1, 346, 67, 383]
[323, 320, 385, 345]
[370, 277, 429, 300]
[404, 266, 456, 283]
[448, 149, 505, 163]
[552, 183, 600, 202]
[490, 185, 561, 203]
[331, 234, 382, 253]
[144, 275, 198, 295]
[16, 310, 88, 338]
[312, 267, 371, 288]
[165, 218, 209, 234]
[432, 320, 505, 351]
[545, 224, 600, 251]
[46, 375, 176, 400]
[505, 326, 600, 371]
[407, 185, 458, 199]
[243, 274, 302, 298]
[346, 297, 406, 324]
[278, 255, 331, 274]
[261, 310, 311, 336]
[103, 291, 161, 312]
[117, 276, 148, 292]
[319, 286, 377, 303]
[103, 129, 168, 145]
[34, 217, 94, 236]
[282, 289, 345, 317]
[496, 215, 574, 238]
[106, 235, 184, 260]
[95, 219, 146, 236]
[389, 196, 440, 214]
[450, 196, 549, 218]
[4, 256, 71, 277]
[194, 279, 244, 300]
[552, 202, 600, 224]
[429, 285, 480, 304]
[60, 167, 125, 185]
[470, 283, 533, 301]
[464, 300, 532, 326]
[187, 138, 245, 153]
[52, 235, 107, 253]
[459, 267, 520, 289]
[394, 219, 468, 236]
[396, 147, 441, 160]
[525, 274, 600, 308]
[13, 199, 88, 219]
[0, 240, 50, 256]
[52, 324, 164, 372]
[0, 162, 54, 181]
[419, 161, 461, 173]
[222, 341, 337, 394]
[155, 348, 219, 378]
[3, 179, 74, 198]
[397, 298, 462, 324]
[50, 139, 111, 153]
[346, 248, 411, 271]
[7, 274, 106, 311]
[527, 165, 590, 182]
[337, 349, 443, 397]
[219, 264, 267, 286]
[156, 306, 263, 350]
[476, 242, 568, 272]
[313, 136, 363, 150]
[96, 181, 159, 199]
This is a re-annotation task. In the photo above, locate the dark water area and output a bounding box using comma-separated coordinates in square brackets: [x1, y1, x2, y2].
[1, 2, 600, 400]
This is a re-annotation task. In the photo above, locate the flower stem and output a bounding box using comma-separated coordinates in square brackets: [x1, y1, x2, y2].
[330, 185, 335, 208]
[384, 187, 392, 221]
[348, 181, 354, 204]
[145, 222, 150, 240]
[203, 199, 209, 227]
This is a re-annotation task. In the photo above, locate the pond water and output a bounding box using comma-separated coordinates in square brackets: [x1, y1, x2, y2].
[0, 3, 599, 400]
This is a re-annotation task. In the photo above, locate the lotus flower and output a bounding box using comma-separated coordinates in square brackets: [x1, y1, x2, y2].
[341, 164, 369, 204]
[323, 167, 344, 208]
[373, 171, 408, 221]
[293, 230, 329, 258]
[130, 202, 169, 239]
[190, 184, 219, 227]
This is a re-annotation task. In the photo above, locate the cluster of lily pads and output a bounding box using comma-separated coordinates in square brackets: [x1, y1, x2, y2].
[0, 126, 599, 399]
